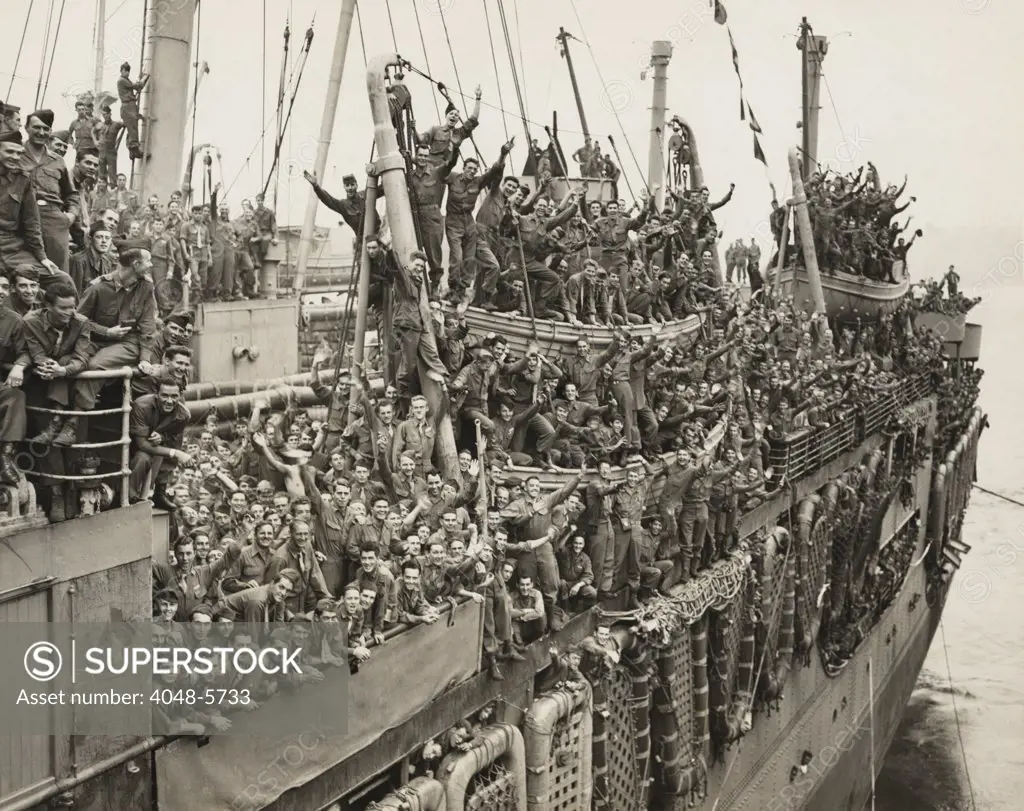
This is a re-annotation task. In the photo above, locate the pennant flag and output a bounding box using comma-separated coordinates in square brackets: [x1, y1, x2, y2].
[753, 133, 767, 166]
[727, 27, 745, 121]
[746, 101, 762, 134]
[714, 0, 728, 24]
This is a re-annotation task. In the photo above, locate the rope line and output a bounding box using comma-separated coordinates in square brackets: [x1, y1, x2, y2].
[40, 0, 67, 106]
[566, 0, 648, 192]
[972, 483, 1024, 509]
[709, 535, 792, 810]
[5, 0, 35, 101]
[496, 0, 531, 145]
[940, 620, 977, 810]
[354, 0, 367, 65]
[34, 0, 56, 109]
[435, 4, 485, 162]
[482, 0, 510, 142]
[410, 0, 442, 121]
[186, 0, 202, 205]
[511, 0, 529, 124]
[382, 0, 398, 51]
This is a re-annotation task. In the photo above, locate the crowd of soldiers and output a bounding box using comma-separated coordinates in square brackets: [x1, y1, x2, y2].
[0, 71, 956, 718]
[305, 84, 747, 329]
[0, 81, 279, 316]
[772, 162, 923, 282]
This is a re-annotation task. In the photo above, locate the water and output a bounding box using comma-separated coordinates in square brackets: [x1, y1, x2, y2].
[876, 282, 1024, 810]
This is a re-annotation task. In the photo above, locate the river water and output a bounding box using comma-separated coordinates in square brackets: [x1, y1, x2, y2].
[876, 279, 1024, 810]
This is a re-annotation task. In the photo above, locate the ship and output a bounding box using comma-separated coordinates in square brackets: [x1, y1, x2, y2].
[0, 2, 986, 811]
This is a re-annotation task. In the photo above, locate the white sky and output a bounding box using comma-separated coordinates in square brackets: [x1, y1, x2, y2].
[3, 0, 1022, 274]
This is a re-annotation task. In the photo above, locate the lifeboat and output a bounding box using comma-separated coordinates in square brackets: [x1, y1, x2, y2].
[461, 309, 703, 364]
[771, 262, 910, 322]
[504, 421, 725, 496]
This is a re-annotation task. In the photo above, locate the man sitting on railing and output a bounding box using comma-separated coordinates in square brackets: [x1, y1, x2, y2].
[22, 282, 96, 518]
[76, 247, 158, 416]
[128, 375, 192, 504]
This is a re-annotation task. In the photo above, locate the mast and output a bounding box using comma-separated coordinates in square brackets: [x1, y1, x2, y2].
[646, 40, 672, 211]
[138, 0, 197, 201]
[92, 0, 106, 93]
[366, 54, 461, 481]
[798, 18, 828, 180]
[556, 28, 590, 141]
[787, 147, 825, 314]
[292, 0, 356, 296]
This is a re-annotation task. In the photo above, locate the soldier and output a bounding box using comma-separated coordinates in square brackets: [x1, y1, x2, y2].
[209, 190, 238, 302]
[67, 100, 99, 155]
[21, 110, 79, 272]
[408, 143, 457, 283]
[180, 204, 211, 301]
[252, 193, 277, 265]
[444, 140, 513, 303]
[302, 170, 380, 248]
[149, 217, 186, 315]
[116, 62, 149, 160]
[0, 274, 28, 485]
[0, 102, 21, 139]
[94, 106, 122, 187]
[417, 87, 481, 164]
[0, 130, 66, 282]
[472, 158, 519, 309]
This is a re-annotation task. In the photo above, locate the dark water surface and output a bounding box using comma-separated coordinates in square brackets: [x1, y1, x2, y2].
[876, 282, 1024, 810]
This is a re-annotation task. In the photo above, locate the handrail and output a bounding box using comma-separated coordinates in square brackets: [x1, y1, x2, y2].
[767, 374, 934, 484]
[22, 367, 134, 508]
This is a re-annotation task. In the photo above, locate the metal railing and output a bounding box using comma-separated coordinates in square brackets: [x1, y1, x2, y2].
[22, 367, 134, 508]
[767, 374, 934, 484]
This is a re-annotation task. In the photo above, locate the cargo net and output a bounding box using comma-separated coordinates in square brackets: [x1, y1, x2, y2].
[466, 761, 520, 811]
[755, 536, 789, 676]
[546, 700, 588, 811]
[713, 587, 746, 698]
[667, 630, 695, 759]
[600, 668, 642, 811]
[796, 515, 833, 648]
[708, 585, 746, 758]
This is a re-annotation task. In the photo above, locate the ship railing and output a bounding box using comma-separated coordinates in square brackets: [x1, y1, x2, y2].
[768, 373, 934, 483]
[21, 368, 134, 508]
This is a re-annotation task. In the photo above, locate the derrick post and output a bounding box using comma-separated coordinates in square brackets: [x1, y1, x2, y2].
[787, 147, 826, 314]
[293, 0, 357, 295]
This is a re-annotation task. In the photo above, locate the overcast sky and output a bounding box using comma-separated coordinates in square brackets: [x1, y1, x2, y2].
[3, 0, 1022, 277]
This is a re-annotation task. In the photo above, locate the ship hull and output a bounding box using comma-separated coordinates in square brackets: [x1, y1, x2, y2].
[805, 591, 943, 811]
